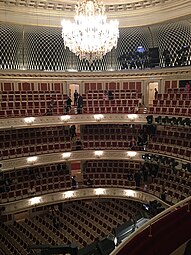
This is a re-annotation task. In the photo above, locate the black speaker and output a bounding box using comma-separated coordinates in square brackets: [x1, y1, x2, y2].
[149, 47, 159, 67]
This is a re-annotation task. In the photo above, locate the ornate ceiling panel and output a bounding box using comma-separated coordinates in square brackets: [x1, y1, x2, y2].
[0, 0, 191, 27]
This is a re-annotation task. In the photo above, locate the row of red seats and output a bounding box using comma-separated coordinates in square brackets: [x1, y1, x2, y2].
[148, 106, 191, 116]
[156, 127, 191, 139]
[83, 140, 139, 150]
[152, 136, 191, 148]
[83, 106, 137, 114]
[0, 107, 66, 118]
[85, 160, 141, 170]
[167, 88, 188, 94]
[147, 143, 191, 159]
[0, 100, 65, 109]
[0, 176, 71, 203]
[0, 142, 71, 160]
[82, 124, 141, 134]
[84, 92, 142, 100]
[1, 90, 62, 94]
[1, 93, 66, 102]
[157, 93, 191, 100]
[0, 126, 70, 141]
[84, 99, 140, 107]
[153, 99, 191, 107]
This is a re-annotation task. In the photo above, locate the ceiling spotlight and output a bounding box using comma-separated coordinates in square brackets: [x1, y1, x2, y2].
[94, 114, 104, 121]
[62, 152, 71, 160]
[61, 115, 71, 122]
[94, 151, 103, 157]
[27, 156, 38, 163]
[24, 117, 35, 124]
[127, 114, 138, 121]
[127, 151, 137, 157]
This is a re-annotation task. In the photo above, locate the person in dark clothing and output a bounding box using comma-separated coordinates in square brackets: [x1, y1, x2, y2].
[142, 164, 149, 182]
[74, 90, 79, 106]
[127, 172, 134, 181]
[70, 125, 76, 139]
[154, 88, 158, 100]
[45, 108, 53, 116]
[71, 176, 77, 189]
[53, 217, 60, 229]
[76, 138, 82, 150]
[66, 96, 72, 113]
[108, 90, 114, 100]
[77, 94, 83, 114]
[86, 178, 93, 187]
[134, 171, 141, 187]
[49, 97, 55, 110]
[161, 189, 167, 202]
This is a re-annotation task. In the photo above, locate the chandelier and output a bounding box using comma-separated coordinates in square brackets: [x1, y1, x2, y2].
[61, 0, 119, 63]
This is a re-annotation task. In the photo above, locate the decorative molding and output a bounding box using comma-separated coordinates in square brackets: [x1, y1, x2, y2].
[0, 187, 169, 214]
[1, 66, 191, 81]
[0, 0, 191, 27]
[0, 149, 189, 172]
[0, 114, 147, 130]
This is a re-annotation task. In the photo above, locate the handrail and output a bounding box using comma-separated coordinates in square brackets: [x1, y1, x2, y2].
[1, 149, 190, 172]
[110, 195, 191, 255]
[0, 188, 169, 214]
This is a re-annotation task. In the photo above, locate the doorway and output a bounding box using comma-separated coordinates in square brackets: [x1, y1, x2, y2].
[69, 83, 80, 106]
[148, 82, 159, 105]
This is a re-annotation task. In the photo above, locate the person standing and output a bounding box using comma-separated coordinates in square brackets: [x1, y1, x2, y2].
[77, 94, 83, 114]
[74, 90, 79, 106]
[154, 88, 158, 100]
[66, 96, 72, 113]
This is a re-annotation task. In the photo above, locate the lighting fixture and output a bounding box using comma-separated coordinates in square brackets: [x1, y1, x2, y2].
[61, 0, 119, 63]
[60, 115, 71, 122]
[94, 114, 104, 121]
[127, 114, 138, 121]
[62, 152, 71, 160]
[127, 151, 137, 157]
[29, 197, 42, 206]
[24, 117, 35, 124]
[64, 191, 74, 198]
[95, 188, 106, 195]
[27, 156, 38, 163]
[94, 150, 103, 157]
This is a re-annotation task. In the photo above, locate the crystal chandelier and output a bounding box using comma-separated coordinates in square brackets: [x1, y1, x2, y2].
[61, 0, 119, 63]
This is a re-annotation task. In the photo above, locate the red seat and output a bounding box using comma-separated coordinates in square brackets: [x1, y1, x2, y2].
[174, 108, 180, 115]
[168, 108, 174, 115]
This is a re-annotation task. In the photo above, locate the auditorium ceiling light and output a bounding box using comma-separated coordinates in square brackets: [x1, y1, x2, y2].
[127, 151, 137, 157]
[127, 114, 138, 120]
[60, 115, 71, 122]
[27, 156, 38, 163]
[62, 152, 71, 160]
[24, 117, 35, 124]
[94, 150, 104, 157]
[61, 0, 119, 63]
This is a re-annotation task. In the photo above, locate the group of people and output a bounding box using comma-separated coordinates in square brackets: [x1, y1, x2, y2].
[44, 90, 83, 116]
[65, 90, 83, 114]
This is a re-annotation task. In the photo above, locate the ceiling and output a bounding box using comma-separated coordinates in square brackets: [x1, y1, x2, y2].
[0, 0, 191, 27]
